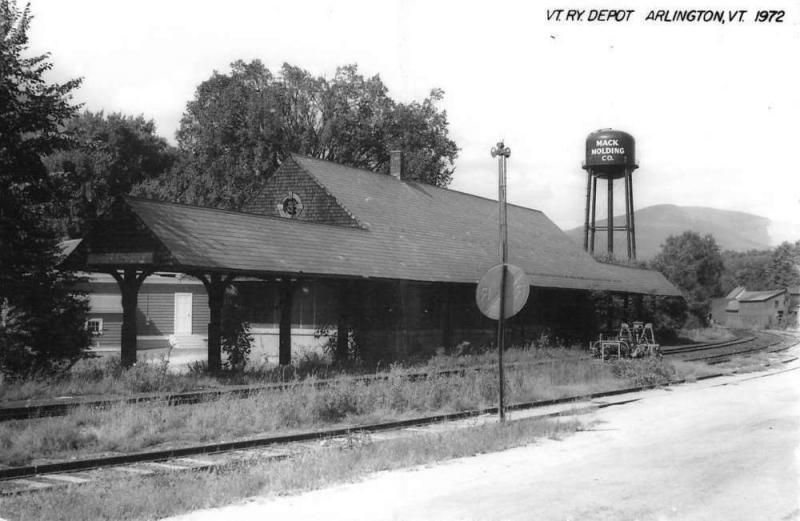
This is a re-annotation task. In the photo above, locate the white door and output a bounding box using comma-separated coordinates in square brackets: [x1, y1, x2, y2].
[174, 293, 193, 335]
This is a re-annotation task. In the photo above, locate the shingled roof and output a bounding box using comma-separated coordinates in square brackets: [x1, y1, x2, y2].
[68, 155, 681, 297]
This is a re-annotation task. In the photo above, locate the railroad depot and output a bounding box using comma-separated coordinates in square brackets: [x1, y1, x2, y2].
[64, 153, 681, 370]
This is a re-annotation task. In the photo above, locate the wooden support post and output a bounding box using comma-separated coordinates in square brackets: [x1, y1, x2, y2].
[119, 279, 138, 368]
[109, 268, 152, 368]
[440, 284, 453, 350]
[350, 280, 368, 360]
[198, 273, 235, 374]
[395, 281, 409, 355]
[278, 279, 295, 366]
[336, 314, 349, 362]
[336, 281, 352, 363]
[206, 275, 224, 373]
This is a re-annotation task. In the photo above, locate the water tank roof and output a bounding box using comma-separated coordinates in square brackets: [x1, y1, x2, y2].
[584, 128, 636, 173]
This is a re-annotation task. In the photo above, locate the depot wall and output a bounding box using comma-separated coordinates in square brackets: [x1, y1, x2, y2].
[78, 276, 209, 350]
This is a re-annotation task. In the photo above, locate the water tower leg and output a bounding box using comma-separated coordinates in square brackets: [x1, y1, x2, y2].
[607, 177, 614, 257]
[583, 171, 592, 251]
[629, 172, 637, 260]
[624, 167, 632, 260]
[590, 176, 597, 254]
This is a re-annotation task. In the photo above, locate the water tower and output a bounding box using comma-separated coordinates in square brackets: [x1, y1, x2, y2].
[582, 129, 638, 260]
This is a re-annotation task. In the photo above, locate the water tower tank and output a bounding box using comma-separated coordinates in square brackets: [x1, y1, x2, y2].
[581, 128, 639, 260]
[584, 129, 636, 178]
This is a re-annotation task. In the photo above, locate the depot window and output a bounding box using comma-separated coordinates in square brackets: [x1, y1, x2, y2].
[86, 318, 104, 335]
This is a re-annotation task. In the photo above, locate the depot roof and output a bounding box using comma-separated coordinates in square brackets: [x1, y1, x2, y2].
[65, 155, 681, 297]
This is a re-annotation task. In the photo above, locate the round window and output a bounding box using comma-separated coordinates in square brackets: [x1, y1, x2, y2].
[277, 192, 304, 218]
